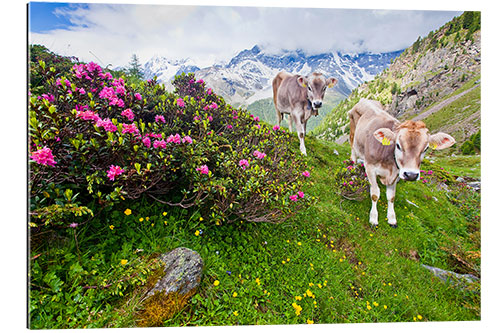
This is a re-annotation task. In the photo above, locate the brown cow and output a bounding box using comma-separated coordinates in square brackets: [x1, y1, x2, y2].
[273, 71, 338, 155]
[348, 99, 455, 227]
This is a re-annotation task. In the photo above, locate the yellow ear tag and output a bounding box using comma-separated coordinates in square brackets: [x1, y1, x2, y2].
[302, 83, 307, 88]
[430, 143, 438, 150]
[328, 83, 334, 88]
[381, 137, 391, 146]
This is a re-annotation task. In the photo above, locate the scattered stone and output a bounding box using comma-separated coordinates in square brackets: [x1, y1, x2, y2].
[333, 149, 339, 156]
[405, 199, 419, 208]
[421, 264, 479, 288]
[138, 247, 204, 327]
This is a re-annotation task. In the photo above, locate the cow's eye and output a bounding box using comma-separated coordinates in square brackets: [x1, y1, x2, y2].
[322, 86, 327, 91]
[307, 86, 312, 91]
[396, 143, 402, 151]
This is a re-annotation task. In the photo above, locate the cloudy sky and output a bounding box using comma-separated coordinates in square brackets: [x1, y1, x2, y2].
[29, 1, 462, 68]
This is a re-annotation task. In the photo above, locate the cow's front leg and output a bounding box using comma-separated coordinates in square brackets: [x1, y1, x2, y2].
[292, 113, 307, 155]
[386, 182, 397, 227]
[365, 166, 379, 226]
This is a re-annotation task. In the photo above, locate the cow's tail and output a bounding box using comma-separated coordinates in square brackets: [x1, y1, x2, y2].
[272, 72, 286, 126]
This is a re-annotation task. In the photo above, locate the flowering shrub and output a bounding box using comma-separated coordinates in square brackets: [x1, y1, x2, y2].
[29, 52, 311, 228]
[333, 160, 369, 201]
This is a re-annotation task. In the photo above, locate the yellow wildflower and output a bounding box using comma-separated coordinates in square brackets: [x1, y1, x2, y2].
[162, 212, 167, 216]
[120, 259, 128, 265]
[282, 260, 286, 264]
[195, 230, 200, 236]
[295, 296, 302, 301]
[109, 225, 115, 230]
[373, 302, 379, 307]
[292, 302, 302, 316]
[213, 280, 220, 286]
[255, 278, 261, 285]
[297, 242, 302, 246]
[307, 319, 314, 324]
[306, 289, 313, 297]
[232, 292, 238, 297]
[309, 282, 314, 287]
[383, 305, 388, 309]
[139, 217, 144, 222]
[417, 315, 423, 320]
[199, 217, 203, 221]
[286, 258, 290, 262]
[124, 209, 132, 216]
[367, 305, 372, 310]
[233, 311, 238, 316]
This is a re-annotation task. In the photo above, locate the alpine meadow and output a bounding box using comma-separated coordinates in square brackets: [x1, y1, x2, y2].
[28, 7, 481, 329]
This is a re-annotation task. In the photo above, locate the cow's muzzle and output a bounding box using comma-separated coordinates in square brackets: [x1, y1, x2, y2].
[402, 171, 419, 181]
[313, 101, 323, 108]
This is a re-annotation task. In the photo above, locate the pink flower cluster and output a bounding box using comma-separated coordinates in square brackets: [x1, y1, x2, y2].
[196, 165, 209, 175]
[76, 109, 100, 121]
[96, 118, 117, 132]
[253, 150, 266, 159]
[290, 191, 305, 202]
[176, 98, 185, 108]
[121, 108, 134, 121]
[302, 171, 311, 177]
[239, 159, 249, 170]
[203, 102, 218, 110]
[31, 146, 57, 166]
[155, 115, 165, 123]
[107, 165, 124, 181]
[38, 94, 55, 103]
[99, 86, 125, 107]
[122, 123, 139, 135]
[153, 139, 166, 149]
[272, 125, 280, 131]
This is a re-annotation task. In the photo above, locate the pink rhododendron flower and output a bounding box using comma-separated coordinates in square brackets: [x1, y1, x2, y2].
[107, 165, 124, 181]
[134, 93, 142, 100]
[208, 116, 213, 122]
[76, 110, 100, 121]
[176, 98, 185, 108]
[289, 195, 298, 202]
[99, 86, 115, 100]
[302, 171, 311, 177]
[227, 124, 233, 129]
[207, 88, 213, 95]
[115, 85, 126, 95]
[153, 139, 167, 149]
[121, 108, 135, 121]
[239, 159, 249, 170]
[38, 94, 55, 103]
[196, 165, 209, 175]
[155, 115, 166, 123]
[96, 118, 117, 132]
[78, 88, 86, 95]
[182, 136, 193, 144]
[122, 123, 139, 135]
[209, 102, 218, 109]
[253, 150, 266, 159]
[255, 124, 261, 129]
[142, 136, 151, 148]
[197, 79, 204, 84]
[273, 125, 280, 131]
[194, 116, 200, 121]
[167, 134, 181, 144]
[31, 146, 57, 166]
[112, 77, 125, 87]
[254, 116, 260, 122]
[298, 191, 305, 198]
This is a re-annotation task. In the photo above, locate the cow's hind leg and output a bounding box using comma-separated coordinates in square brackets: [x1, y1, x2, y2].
[365, 165, 379, 227]
[386, 182, 398, 227]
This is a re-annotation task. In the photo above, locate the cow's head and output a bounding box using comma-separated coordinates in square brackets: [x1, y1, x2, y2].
[373, 121, 455, 181]
[297, 73, 338, 110]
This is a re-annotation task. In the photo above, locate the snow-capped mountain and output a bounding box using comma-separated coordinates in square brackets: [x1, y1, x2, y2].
[143, 45, 403, 105]
[143, 55, 200, 88]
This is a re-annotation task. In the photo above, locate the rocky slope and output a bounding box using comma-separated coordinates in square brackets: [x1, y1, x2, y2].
[312, 11, 481, 152]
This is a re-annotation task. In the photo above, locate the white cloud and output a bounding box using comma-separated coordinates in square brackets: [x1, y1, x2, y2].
[29, 2, 461, 68]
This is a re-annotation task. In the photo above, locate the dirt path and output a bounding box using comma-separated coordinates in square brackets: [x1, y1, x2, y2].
[411, 84, 480, 122]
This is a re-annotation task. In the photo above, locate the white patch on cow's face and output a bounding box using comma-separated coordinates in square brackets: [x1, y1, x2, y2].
[394, 133, 423, 182]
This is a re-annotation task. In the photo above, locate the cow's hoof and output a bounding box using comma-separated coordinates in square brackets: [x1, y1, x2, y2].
[389, 224, 398, 229]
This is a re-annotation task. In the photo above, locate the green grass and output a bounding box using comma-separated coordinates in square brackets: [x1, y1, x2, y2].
[29, 136, 481, 328]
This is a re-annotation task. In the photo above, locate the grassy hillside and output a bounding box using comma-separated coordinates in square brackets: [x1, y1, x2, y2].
[30, 135, 480, 328]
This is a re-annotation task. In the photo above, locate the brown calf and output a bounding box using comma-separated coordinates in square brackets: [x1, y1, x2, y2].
[348, 99, 455, 227]
[273, 71, 337, 155]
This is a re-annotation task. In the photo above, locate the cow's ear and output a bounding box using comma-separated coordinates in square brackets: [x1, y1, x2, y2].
[373, 128, 396, 146]
[327, 77, 338, 88]
[297, 76, 307, 88]
[429, 132, 456, 150]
